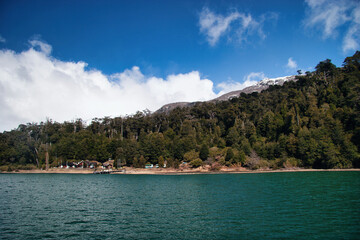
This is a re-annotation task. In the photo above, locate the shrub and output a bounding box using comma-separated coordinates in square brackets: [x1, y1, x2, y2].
[244, 150, 261, 170]
[210, 162, 222, 171]
[184, 150, 199, 162]
[189, 158, 203, 168]
[0, 165, 9, 172]
[19, 164, 36, 170]
[283, 157, 300, 168]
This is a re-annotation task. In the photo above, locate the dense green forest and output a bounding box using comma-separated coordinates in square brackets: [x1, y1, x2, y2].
[1, 52, 360, 171]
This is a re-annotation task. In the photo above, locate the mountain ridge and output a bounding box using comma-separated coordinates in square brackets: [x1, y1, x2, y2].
[156, 75, 297, 113]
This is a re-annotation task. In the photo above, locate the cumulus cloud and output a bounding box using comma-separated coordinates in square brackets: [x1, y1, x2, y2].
[199, 7, 277, 46]
[304, 0, 360, 52]
[216, 72, 265, 96]
[0, 41, 219, 131]
[286, 57, 298, 70]
[0, 35, 5, 43]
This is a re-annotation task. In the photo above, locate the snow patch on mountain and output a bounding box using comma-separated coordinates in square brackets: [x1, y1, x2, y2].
[257, 75, 296, 86]
[156, 75, 297, 113]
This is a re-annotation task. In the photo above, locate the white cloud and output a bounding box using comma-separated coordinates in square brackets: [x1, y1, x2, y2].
[236, 12, 278, 44]
[0, 41, 218, 131]
[199, 7, 277, 46]
[199, 7, 240, 46]
[304, 0, 360, 52]
[305, 0, 326, 8]
[216, 72, 265, 96]
[244, 72, 266, 82]
[29, 40, 52, 55]
[343, 6, 360, 52]
[0, 35, 5, 43]
[236, 14, 261, 43]
[286, 57, 298, 69]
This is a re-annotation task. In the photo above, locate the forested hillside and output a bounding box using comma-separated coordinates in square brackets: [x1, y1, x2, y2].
[1, 52, 359, 170]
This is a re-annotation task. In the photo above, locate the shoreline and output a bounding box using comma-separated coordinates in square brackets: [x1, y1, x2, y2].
[1, 167, 360, 175]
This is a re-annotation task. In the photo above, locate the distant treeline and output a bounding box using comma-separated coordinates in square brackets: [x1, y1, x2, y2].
[1, 52, 360, 170]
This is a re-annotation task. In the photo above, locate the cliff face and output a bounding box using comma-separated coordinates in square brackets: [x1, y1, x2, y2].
[156, 75, 297, 113]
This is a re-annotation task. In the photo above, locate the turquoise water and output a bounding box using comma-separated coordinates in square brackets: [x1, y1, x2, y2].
[0, 172, 359, 239]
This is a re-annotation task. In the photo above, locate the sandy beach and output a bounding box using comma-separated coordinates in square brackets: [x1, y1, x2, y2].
[4, 166, 360, 175]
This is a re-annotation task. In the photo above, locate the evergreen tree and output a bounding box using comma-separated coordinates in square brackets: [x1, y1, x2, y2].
[199, 144, 209, 161]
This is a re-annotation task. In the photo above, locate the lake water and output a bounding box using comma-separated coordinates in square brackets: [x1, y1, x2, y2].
[1, 172, 359, 239]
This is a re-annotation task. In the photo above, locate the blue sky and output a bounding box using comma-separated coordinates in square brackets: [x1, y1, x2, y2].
[0, 0, 359, 131]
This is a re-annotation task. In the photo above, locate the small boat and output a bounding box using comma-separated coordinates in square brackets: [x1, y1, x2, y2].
[93, 170, 111, 174]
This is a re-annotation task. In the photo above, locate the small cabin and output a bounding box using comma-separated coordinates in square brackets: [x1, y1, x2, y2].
[89, 161, 101, 169]
[103, 160, 114, 169]
[145, 163, 153, 169]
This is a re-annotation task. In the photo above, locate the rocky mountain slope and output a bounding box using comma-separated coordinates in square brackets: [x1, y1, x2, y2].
[156, 75, 297, 113]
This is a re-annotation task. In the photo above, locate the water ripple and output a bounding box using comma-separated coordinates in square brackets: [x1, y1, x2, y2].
[0, 172, 359, 239]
